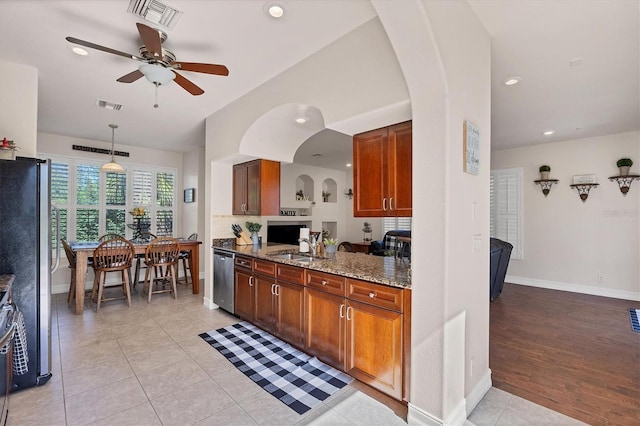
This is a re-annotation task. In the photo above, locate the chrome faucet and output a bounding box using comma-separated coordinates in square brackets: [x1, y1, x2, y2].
[298, 234, 318, 256]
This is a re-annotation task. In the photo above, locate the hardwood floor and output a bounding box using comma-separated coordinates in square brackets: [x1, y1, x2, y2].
[490, 283, 640, 426]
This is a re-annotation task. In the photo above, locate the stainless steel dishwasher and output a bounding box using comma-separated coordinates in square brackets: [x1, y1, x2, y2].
[213, 248, 235, 314]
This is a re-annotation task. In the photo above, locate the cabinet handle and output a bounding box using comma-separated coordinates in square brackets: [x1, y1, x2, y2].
[339, 304, 345, 318]
[389, 197, 394, 211]
[275, 284, 280, 296]
[271, 283, 276, 295]
[249, 276, 253, 286]
[321, 279, 327, 286]
[346, 306, 353, 321]
[382, 197, 387, 211]
[369, 292, 375, 298]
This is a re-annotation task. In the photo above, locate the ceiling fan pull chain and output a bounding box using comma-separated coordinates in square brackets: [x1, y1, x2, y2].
[154, 82, 160, 109]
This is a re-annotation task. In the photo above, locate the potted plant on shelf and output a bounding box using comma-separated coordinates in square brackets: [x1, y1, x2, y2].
[539, 165, 551, 180]
[322, 190, 331, 202]
[0, 138, 18, 160]
[616, 158, 633, 176]
[245, 222, 262, 245]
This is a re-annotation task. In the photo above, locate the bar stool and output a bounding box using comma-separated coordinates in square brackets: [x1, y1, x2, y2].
[91, 237, 135, 311]
[143, 237, 181, 303]
[178, 233, 198, 286]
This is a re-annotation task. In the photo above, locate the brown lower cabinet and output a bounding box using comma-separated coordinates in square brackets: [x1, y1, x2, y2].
[234, 257, 410, 401]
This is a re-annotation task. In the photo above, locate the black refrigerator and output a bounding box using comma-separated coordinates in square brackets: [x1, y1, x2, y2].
[0, 157, 53, 390]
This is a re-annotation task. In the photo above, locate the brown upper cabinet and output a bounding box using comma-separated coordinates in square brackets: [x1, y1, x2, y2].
[353, 121, 412, 217]
[232, 159, 280, 216]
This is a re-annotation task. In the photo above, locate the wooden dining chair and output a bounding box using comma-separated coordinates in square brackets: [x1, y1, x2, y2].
[91, 237, 135, 311]
[62, 239, 93, 304]
[132, 232, 157, 289]
[178, 233, 198, 286]
[143, 237, 181, 303]
[98, 233, 123, 243]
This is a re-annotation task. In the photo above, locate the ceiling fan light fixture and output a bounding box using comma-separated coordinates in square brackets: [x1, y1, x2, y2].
[72, 47, 88, 56]
[101, 124, 125, 173]
[139, 63, 175, 85]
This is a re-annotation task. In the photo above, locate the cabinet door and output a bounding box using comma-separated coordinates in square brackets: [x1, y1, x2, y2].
[253, 274, 276, 332]
[353, 127, 388, 217]
[234, 268, 254, 321]
[388, 121, 412, 217]
[345, 300, 403, 400]
[275, 281, 305, 349]
[304, 288, 346, 370]
[232, 163, 247, 215]
[244, 160, 262, 215]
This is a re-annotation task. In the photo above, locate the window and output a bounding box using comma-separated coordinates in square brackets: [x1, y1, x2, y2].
[46, 155, 177, 243]
[490, 168, 523, 259]
[383, 217, 412, 234]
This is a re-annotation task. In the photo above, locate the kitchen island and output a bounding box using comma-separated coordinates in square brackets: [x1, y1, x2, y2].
[213, 240, 411, 402]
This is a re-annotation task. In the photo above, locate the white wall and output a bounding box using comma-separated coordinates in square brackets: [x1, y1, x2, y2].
[183, 147, 205, 280]
[0, 61, 38, 157]
[492, 131, 640, 301]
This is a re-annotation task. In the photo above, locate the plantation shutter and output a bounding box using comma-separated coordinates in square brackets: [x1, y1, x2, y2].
[490, 168, 523, 259]
[383, 217, 412, 234]
[50, 162, 69, 248]
[76, 164, 100, 241]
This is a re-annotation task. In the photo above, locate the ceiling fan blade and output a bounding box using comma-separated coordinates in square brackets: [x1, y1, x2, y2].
[171, 62, 229, 76]
[136, 23, 163, 60]
[65, 37, 144, 61]
[173, 72, 204, 96]
[117, 70, 144, 83]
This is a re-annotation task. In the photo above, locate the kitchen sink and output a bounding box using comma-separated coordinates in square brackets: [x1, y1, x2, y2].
[269, 253, 317, 263]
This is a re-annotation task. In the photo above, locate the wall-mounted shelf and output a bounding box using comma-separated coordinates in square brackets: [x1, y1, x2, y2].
[570, 183, 599, 203]
[533, 179, 559, 197]
[608, 174, 640, 196]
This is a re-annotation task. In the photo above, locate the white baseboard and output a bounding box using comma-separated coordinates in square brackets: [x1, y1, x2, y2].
[506, 275, 640, 301]
[407, 403, 443, 426]
[444, 399, 467, 425]
[465, 369, 492, 417]
[203, 297, 218, 310]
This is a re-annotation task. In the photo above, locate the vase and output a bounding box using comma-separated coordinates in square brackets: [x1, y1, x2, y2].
[251, 232, 260, 246]
[619, 166, 630, 176]
[325, 245, 337, 255]
[540, 171, 550, 180]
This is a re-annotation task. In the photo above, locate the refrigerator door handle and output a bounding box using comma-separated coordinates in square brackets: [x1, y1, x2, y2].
[51, 205, 60, 274]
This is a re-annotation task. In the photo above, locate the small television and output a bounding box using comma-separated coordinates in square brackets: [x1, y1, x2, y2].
[267, 224, 308, 245]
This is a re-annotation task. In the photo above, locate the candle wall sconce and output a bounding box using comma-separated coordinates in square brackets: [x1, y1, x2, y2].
[534, 179, 559, 197]
[608, 174, 640, 196]
[344, 188, 354, 199]
[570, 183, 599, 203]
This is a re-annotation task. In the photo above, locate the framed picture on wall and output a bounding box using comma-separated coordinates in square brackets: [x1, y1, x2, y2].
[463, 120, 480, 175]
[184, 188, 195, 203]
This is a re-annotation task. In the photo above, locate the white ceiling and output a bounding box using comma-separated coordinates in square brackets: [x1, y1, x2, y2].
[1, 0, 638, 168]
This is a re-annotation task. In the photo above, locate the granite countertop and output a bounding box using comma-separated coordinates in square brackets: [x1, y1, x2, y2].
[213, 240, 411, 289]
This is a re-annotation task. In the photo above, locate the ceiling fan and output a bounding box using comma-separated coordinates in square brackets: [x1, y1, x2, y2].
[66, 23, 229, 98]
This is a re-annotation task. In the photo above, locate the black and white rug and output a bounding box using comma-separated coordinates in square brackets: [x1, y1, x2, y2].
[629, 308, 640, 333]
[199, 321, 353, 414]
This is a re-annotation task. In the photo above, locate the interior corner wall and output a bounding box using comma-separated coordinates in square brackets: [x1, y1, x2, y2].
[0, 61, 38, 157]
[183, 147, 205, 280]
[492, 131, 640, 301]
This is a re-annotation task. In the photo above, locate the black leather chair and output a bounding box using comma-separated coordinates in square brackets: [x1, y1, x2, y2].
[370, 230, 411, 259]
[490, 238, 513, 301]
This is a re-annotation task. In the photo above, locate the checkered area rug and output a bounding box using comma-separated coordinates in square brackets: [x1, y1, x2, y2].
[630, 308, 640, 333]
[199, 321, 353, 414]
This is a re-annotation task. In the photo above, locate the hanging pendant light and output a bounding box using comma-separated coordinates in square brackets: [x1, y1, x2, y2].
[101, 124, 125, 172]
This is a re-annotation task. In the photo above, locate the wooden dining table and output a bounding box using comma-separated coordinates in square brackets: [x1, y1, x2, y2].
[69, 239, 202, 314]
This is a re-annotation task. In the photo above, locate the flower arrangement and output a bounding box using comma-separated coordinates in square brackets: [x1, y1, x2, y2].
[323, 238, 338, 246]
[0, 138, 17, 150]
[130, 207, 146, 217]
[245, 221, 262, 233]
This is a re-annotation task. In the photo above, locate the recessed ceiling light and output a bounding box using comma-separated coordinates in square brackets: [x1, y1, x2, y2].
[502, 76, 521, 86]
[543, 130, 555, 136]
[72, 47, 88, 56]
[346, 163, 352, 168]
[265, 2, 285, 18]
[295, 117, 307, 124]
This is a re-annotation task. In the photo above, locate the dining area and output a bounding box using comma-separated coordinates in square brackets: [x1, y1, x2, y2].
[63, 234, 202, 314]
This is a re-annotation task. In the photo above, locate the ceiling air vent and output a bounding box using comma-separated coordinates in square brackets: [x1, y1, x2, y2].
[127, 0, 183, 30]
[96, 99, 124, 111]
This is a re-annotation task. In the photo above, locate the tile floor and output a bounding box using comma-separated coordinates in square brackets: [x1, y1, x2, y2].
[7, 283, 586, 425]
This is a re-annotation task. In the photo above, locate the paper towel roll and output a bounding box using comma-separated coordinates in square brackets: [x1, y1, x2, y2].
[299, 228, 310, 253]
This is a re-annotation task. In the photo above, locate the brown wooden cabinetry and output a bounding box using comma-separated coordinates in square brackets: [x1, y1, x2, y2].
[353, 121, 412, 217]
[234, 256, 254, 321]
[305, 287, 346, 370]
[232, 159, 280, 216]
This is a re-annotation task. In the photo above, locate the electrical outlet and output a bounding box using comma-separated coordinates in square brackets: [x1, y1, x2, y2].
[597, 275, 604, 283]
